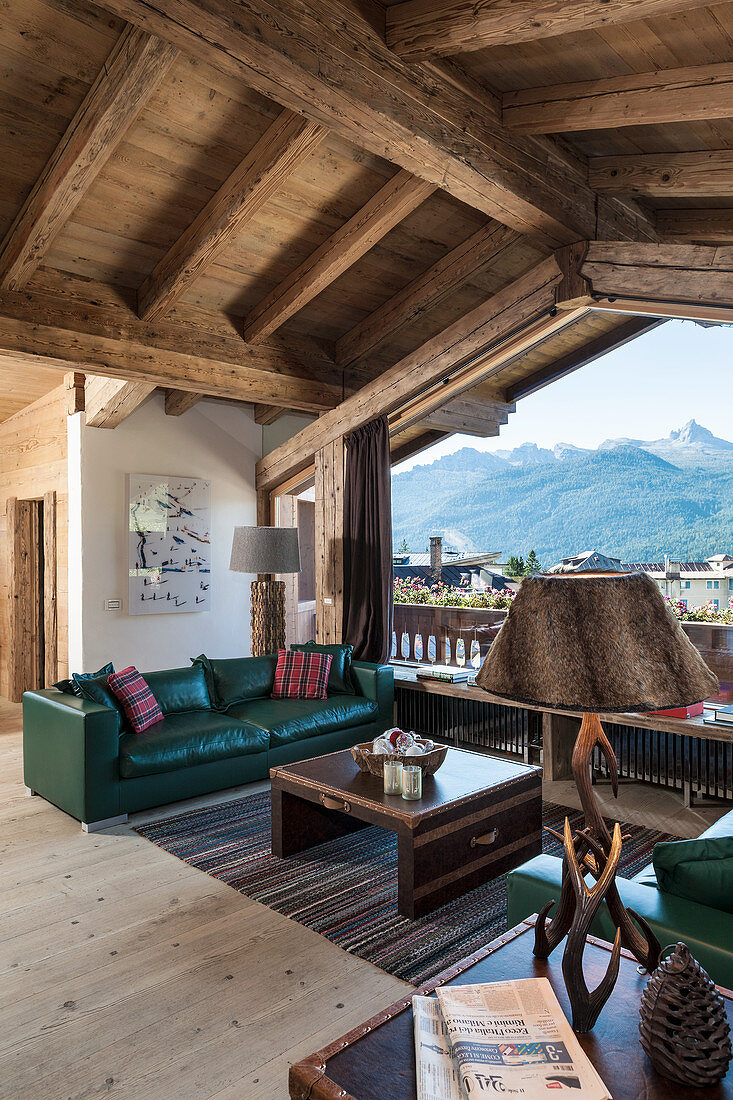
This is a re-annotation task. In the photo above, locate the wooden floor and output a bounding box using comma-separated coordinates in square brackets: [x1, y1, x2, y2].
[2, 700, 729, 1099]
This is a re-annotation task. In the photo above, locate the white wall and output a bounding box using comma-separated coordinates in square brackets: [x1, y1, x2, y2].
[68, 394, 262, 673]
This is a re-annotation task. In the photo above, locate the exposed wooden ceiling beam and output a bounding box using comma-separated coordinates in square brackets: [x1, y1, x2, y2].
[416, 407, 501, 438]
[0, 272, 341, 411]
[656, 210, 733, 242]
[589, 150, 733, 197]
[0, 26, 178, 292]
[85, 377, 156, 428]
[505, 317, 665, 402]
[390, 393, 513, 437]
[580, 241, 733, 309]
[243, 170, 435, 343]
[336, 222, 519, 367]
[254, 404, 286, 425]
[390, 428, 450, 466]
[503, 63, 733, 134]
[256, 250, 589, 489]
[97, 0, 654, 245]
[385, 0, 709, 61]
[138, 110, 326, 321]
[165, 390, 202, 415]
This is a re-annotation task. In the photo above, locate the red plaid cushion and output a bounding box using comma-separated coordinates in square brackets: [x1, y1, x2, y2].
[107, 667, 164, 733]
[271, 649, 332, 700]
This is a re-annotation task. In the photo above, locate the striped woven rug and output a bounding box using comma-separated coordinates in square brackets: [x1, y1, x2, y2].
[136, 793, 676, 985]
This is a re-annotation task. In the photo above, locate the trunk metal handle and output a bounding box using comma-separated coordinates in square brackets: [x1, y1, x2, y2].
[471, 828, 498, 848]
[320, 794, 350, 813]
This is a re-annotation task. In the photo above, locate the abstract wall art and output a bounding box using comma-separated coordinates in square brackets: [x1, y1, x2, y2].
[128, 474, 211, 614]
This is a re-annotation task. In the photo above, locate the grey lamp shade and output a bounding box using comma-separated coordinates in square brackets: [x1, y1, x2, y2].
[476, 572, 718, 713]
[229, 526, 300, 575]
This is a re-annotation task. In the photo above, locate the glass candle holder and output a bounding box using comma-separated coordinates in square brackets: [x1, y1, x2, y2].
[383, 759, 403, 795]
[401, 765, 422, 801]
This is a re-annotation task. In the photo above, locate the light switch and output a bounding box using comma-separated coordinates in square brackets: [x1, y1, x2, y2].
[104, 598, 122, 611]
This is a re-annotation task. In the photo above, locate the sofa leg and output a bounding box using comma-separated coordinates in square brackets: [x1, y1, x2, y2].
[25, 786, 38, 797]
[81, 814, 128, 833]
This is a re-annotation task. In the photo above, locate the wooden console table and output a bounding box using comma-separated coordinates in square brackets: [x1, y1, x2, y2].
[393, 666, 732, 807]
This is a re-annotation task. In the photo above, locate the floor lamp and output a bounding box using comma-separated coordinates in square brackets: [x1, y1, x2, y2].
[476, 571, 718, 1032]
[230, 526, 301, 656]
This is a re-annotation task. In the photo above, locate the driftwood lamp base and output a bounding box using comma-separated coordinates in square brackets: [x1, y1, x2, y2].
[250, 579, 286, 656]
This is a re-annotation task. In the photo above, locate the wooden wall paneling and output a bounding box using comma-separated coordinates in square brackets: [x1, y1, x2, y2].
[336, 222, 519, 367]
[314, 438, 344, 645]
[0, 26, 178, 291]
[43, 489, 57, 688]
[96, 0, 655, 244]
[243, 171, 436, 343]
[385, 0, 709, 60]
[137, 110, 327, 321]
[164, 389, 201, 416]
[503, 63, 733, 134]
[84, 376, 156, 428]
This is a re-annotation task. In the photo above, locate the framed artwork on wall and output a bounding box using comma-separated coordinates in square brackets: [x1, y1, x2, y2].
[128, 474, 211, 614]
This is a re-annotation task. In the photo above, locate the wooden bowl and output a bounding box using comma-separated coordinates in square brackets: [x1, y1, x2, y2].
[350, 739, 448, 777]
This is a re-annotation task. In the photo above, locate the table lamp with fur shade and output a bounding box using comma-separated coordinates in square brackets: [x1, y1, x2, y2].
[476, 571, 718, 1032]
[230, 526, 300, 656]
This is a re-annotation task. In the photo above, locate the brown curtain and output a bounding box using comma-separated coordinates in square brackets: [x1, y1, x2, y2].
[342, 415, 393, 663]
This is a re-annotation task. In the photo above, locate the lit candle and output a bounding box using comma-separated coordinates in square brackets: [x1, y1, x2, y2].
[401, 765, 422, 801]
[383, 760, 403, 795]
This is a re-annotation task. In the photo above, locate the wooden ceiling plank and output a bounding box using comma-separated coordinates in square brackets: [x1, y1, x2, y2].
[336, 222, 519, 367]
[589, 150, 733, 197]
[385, 0, 710, 61]
[390, 428, 450, 465]
[505, 317, 665, 402]
[256, 251, 587, 489]
[656, 210, 733, 242]
[0, 26, 178, 292]
[581, 241, 733, 307]
[84, 376, 156, 428]
[96, 0, 655, 244]
[503, 62, 733, 134]
[254, 404, 286, 425]
[137, 109, 326, 321]
[243, 170, 436, 343]
[164, 389, 202, 415]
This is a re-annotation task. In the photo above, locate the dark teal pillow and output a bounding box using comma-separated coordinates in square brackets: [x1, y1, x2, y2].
[290, 642, 355, 695]
[144, 665, 211, 715]
[71, 663, 114, 697]
[74, 671, 126, 733]
[53, 677, 79, 696]
[191, 654, 277, 709]
[653, 836, 733, 914]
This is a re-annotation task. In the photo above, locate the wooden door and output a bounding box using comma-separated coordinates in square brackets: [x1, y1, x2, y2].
[7, 492, 57, 701]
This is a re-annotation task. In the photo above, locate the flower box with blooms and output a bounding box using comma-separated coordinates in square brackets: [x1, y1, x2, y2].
[666, 597, 733, 626]
[393, 577, 516, 610]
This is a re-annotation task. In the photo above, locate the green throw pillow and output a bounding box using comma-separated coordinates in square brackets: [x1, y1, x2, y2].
[74, 670, 126, 732]
[653, 836, 733, 914]
[191, 654, 277, 709]
[290, 642, 355, 695]
[62, 662, 114, 699]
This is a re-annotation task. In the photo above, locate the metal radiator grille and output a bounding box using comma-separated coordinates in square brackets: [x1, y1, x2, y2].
[593, 724, 733, 802]
[395, 684, 541, 763]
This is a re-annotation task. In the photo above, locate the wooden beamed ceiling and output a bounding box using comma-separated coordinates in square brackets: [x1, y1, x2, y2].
[0, 0, 732, 441]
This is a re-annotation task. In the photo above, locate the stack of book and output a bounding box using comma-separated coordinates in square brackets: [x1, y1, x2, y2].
[416, 665, 469, 683]
[413, 978, 610, 1100]
[703, 703, 733, 728]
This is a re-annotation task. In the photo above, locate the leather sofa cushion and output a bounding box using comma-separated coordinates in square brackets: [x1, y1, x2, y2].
[653, 835, 733, 914]
[699, 808, 733, 841]
[144, 665, 211, 715]
[290, 642, 355, 694]
[631, 863, 659, 889]
[119, 712, 269, 778]
[192, 654, 276, 708]
[227, 696, 378, 747]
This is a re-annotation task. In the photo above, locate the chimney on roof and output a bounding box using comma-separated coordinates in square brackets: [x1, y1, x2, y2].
[430, 536, 442, 583]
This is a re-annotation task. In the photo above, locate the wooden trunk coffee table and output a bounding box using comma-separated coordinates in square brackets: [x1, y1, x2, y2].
[290, 917, 733, 1100]
[270, 747, 541, 919]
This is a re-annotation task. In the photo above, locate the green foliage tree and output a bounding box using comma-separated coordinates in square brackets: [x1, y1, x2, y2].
[397, 537, 410, 554]
[524, 550, 542, 576]
[506, 554, 525, 577]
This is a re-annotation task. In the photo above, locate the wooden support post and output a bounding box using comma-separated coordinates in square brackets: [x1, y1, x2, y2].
[542, 711, 579, 782]
[314, 438, 344, 645]
[43, 490, 57, 687]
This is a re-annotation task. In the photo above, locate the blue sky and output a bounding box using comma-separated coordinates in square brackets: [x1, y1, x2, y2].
[396, 320, 733, 471]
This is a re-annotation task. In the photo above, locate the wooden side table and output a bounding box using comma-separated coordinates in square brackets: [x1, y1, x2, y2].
[290, 917, 733, 1100]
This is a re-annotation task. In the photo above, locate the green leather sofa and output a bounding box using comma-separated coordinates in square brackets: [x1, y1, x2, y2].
[506, 808, 733, 990]
[23, 655, 393, 832]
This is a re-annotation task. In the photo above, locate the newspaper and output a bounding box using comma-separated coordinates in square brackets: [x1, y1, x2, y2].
[435, 978, 612, 1098]
[413, 996, 462, 1100]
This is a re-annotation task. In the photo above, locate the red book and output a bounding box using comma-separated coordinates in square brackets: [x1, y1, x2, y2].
[648, 701, 704, 719]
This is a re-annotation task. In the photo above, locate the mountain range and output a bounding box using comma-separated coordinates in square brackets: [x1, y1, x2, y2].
[391, 421, 733, 565]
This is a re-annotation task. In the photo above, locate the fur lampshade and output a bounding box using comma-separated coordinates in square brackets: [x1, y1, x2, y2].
[476, 572, 718, 713]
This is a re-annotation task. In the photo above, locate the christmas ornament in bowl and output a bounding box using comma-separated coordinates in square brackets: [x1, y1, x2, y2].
[350, 728, 448, 777]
